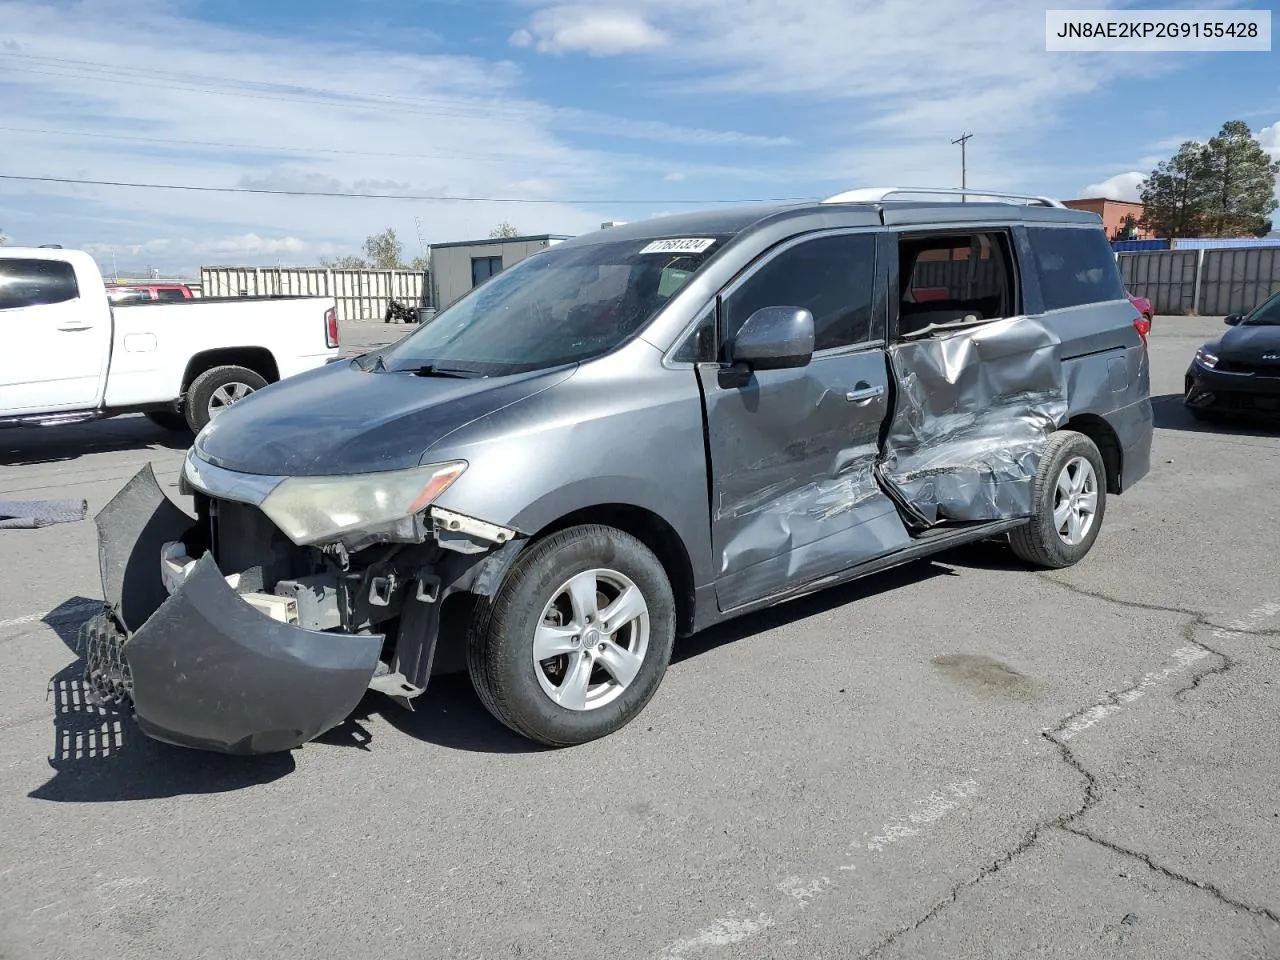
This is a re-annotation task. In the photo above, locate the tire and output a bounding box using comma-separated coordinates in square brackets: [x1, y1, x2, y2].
[145, 410, 189, 432]
[183, 365, 268, 433]
[1009, 430, 1107, 569]
[467, 524, 676, 747]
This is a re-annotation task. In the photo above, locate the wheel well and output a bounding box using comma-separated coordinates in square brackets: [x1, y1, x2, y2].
[1063, 415, 1122, 494]
[182, 347, 279, 392]
[533, 504, 697, 637]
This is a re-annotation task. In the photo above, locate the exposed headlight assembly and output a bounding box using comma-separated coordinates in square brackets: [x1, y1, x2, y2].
[1195, 347, 1219, 369]
[260, 461, 467, 546]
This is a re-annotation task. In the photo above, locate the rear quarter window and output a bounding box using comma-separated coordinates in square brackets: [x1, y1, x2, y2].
[1026, 227, 1126, 311]
[0, 258, 80, 310]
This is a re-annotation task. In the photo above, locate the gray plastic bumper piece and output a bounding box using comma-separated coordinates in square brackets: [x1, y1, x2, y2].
[91, 465, 384, 755]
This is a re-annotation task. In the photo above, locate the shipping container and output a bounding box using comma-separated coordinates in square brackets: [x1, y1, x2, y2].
[198, 266, 428, 322]
[1111, 239, 1170, 252]
[1170, 237, 1280, 250]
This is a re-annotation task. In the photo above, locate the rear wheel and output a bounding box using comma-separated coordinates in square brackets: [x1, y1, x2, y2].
[183, 365, 268, 433]
[467, 524, 676, 746]
[1009, 430, 1107, 569]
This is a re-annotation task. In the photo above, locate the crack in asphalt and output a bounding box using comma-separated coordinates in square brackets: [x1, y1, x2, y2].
[1062, 825, 1280, 925]
[1037, 576, 1280, 637]
[1172, 632, 1235, 702]
[858, 710, 1099, 959]
[859, 581, 1279, 957]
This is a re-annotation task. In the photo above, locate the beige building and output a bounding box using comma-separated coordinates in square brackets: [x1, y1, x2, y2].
[429, 234, 571, 310]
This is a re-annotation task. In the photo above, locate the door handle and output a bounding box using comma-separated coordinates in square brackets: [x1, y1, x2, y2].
[57, 324, 93, 332]
[846, 384, 885, 404]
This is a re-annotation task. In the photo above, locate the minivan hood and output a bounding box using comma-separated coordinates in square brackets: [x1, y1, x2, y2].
[1213, 324, 1280, 360]
[193, 358, 574, 476]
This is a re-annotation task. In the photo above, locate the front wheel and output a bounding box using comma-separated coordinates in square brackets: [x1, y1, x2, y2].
[183, 365, 268, 433]
[1009, 430, 1107, 569]
[467, 524, 676, 746]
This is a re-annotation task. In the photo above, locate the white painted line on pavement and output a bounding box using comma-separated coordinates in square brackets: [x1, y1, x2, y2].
[659, 912, 775, 960]
[1060, 598, 1280, 740]
[0, 599, 100, 632]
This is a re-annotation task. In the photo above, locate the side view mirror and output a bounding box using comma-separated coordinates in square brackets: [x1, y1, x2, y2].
[1225, 314, 1244, 326]
[729, 306, 815, 371]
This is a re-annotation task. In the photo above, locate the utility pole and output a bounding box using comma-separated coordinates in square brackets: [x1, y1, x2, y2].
[951, 131, 972, 201]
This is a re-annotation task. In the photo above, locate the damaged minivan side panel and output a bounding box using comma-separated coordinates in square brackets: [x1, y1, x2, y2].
[877, 316, 1069, 526]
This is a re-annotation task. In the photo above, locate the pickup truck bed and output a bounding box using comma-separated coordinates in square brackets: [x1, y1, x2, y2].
[0, 248, 342, 432]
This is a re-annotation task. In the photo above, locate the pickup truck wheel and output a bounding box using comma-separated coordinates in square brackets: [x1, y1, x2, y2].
[467, 524, 676, 747]
[1009, 430, 1107, 569]
[183, 365, 268, 433]
[145, 411, 188, 432]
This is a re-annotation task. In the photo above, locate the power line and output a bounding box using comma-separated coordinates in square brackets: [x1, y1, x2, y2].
[0, 173, 814, 205]
[0, 125, 619, 169]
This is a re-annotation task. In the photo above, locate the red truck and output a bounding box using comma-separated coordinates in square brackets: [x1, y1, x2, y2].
[106, 283, 195, 303]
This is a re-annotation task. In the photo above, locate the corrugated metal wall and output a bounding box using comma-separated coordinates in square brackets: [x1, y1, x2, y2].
[910, 258, 1000, 291]
[1118, 248, 1280, 315]
[199, 267, 427, 322]
[1198, 248, 1280, 315]
[1119, 251, 1199, 315]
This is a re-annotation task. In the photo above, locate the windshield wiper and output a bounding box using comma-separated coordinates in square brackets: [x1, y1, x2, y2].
[412, 363, 482, 379]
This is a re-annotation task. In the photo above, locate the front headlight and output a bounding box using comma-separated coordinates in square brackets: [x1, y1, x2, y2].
[260, 461, 467, 546]
[1195, 347, 1219, 369]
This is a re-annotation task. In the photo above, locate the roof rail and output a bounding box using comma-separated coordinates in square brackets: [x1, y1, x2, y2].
[822, 186, 1066, 208]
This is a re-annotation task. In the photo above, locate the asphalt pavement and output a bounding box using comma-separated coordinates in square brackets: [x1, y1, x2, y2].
[1, 316, 1277, 960]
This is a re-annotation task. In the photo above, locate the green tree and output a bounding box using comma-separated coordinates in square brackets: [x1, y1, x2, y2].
[489, 222, 519, 239]
[1200, 120, 1279, 237]
[363, 227, 404, 269]
[319, 254, 370, 269]
[1139, 140, 1211, 238]
[1139, 121, 1280, 238]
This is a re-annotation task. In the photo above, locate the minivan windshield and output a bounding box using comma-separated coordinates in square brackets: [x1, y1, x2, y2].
[379, 236, 727, 376]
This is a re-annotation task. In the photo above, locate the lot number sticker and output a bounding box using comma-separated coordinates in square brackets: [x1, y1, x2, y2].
[639, 238, 717, 255]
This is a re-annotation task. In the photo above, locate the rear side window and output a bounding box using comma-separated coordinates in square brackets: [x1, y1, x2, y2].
[0, 258, 80, 310]
[722, 233, 878, 353]
[1027, 227, 1126, 311]
[156, 288, 188, 301]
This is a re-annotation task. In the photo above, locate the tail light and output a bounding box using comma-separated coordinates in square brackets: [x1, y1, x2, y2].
[1133, 314, 1151, 346]
[324, 306, 339, 348]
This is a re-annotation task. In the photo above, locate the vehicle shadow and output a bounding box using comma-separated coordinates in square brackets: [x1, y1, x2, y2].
[1152, 393, 1280, 438]
[325, 554, 968, 754]
[26, 546, 1009, 775]
[0, 416, 191, 468]
[27, 598, 294, 803]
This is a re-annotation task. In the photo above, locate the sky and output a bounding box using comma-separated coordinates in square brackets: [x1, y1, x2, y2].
[0, 0, 1277, 277]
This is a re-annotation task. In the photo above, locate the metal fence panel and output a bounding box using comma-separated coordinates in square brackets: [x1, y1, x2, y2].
[198, 267, 427, 322]
[1198, 248, 1280, 316]
[1118, 251, 1199, 315]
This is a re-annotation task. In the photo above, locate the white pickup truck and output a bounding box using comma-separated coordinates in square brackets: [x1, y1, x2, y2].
[0, 247, 342, 433]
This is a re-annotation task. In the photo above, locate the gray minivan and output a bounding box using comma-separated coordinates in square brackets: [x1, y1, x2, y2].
[85, 188, 1153, 755]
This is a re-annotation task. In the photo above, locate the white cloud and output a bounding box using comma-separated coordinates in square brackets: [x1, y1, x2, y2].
[512, 6, 668, 56]
[1079, 172, 1146, 201]
[0, 0, 783, 275]
[663, 171, 686, 182]
[1258, 121, 1280, 161]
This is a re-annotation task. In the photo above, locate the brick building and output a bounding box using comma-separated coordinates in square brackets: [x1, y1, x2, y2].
[1062, 198, 1155, 240]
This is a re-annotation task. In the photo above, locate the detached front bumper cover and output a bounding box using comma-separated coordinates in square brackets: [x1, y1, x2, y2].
[84, 464, 383, 755]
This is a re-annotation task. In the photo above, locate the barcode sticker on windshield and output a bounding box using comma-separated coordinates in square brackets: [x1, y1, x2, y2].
[638, 238, 717, 255]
